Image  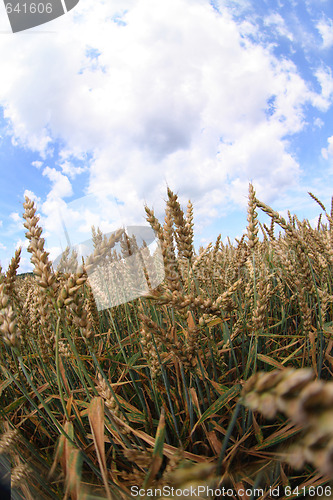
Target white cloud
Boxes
[59,161,87,179]
[10,212,21,223]
[46,245,62,262]
[314,117,324,128]
[0,0,331,241]
[0,242,7,251]
[42,166,73,199]
[15,238,29,251]
[32,160,43,169]
[322,136,333,160]
[264,13,293,41]
[316,17,333,49]
[24,190,40,203]
[16,256,33,274]
[312,66,333,111]
[9,212,23,232]
[309,214,321,229]
[0,220,2,227]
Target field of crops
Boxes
[1,184,333,499]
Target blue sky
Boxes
[0,0,332,272]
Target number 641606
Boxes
[5,3,53,14]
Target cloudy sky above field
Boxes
[0,0,333,272]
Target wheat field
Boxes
[0,184,333,499]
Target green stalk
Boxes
[16,354,75,445]
[55,317,69,420]
[61,323,98,397]
[216,401,241,475]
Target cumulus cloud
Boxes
[42,166,73,199]
[322,135,333,160]
[264,12,293,41]
[314,117,324,128]
[8,212,24,232]
[15,238,29,251]
[10,212,21,223]
[312,67,333,111]
[316,17,333,49]
[24,190,40,203]
[32,160,43,169]
[0,0,332,247]
[59,161,87,179]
